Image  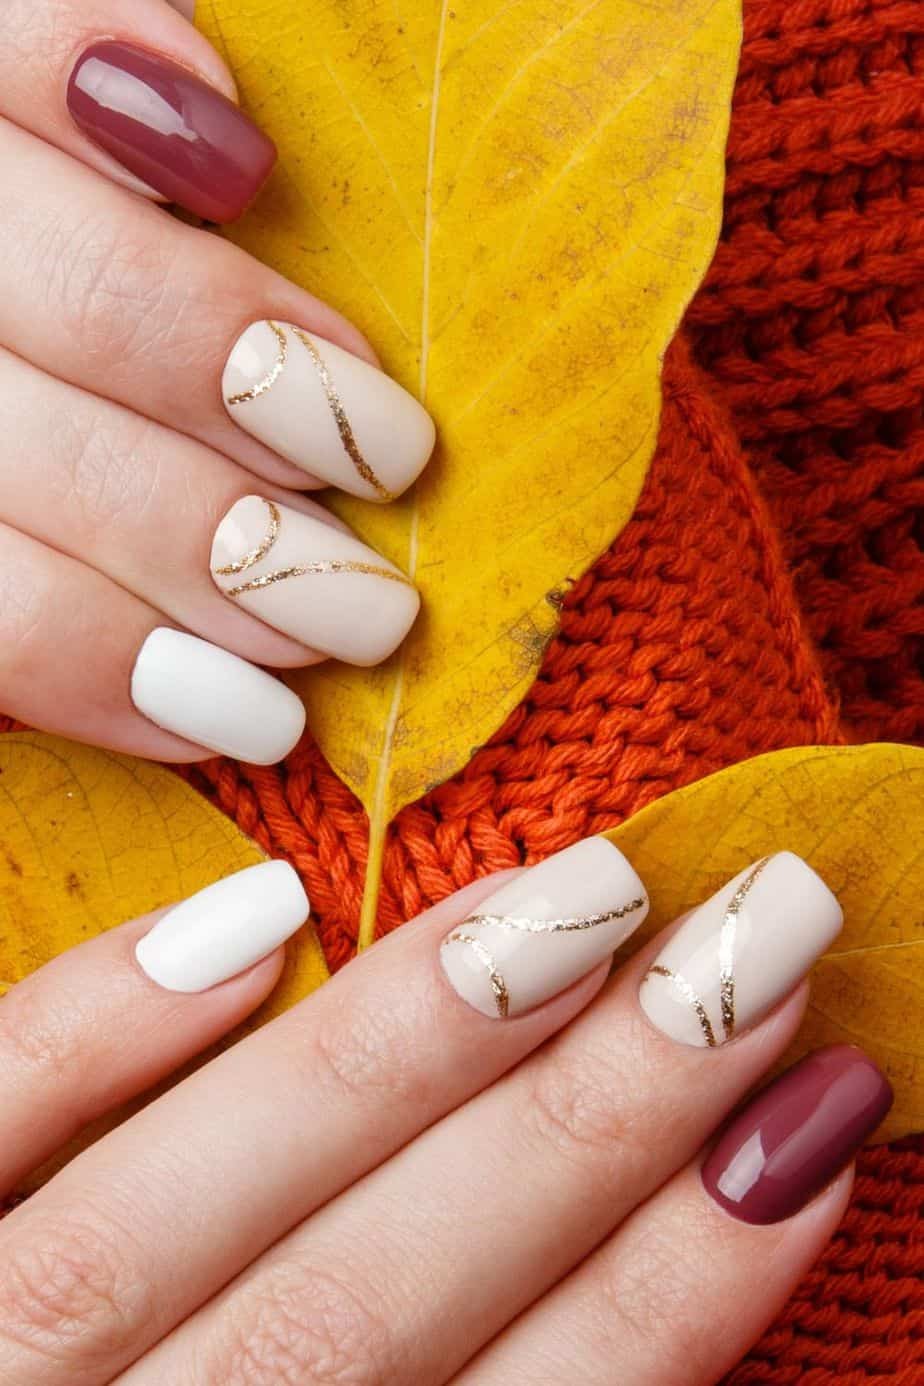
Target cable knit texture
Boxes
[1,0,921,1378]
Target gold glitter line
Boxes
[717,856,771,1042]
[467,896,647,934]
[291,327,394,502]
[446,932,509,1018]
[225,560,413,598]
[646,964,717,1047]
[227,321,288,405]
[215,499,281,576]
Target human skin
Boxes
[0,5,892,1381]
[0,0,435,765]
[0,840,889,1384]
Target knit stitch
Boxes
[1,0,921,1377]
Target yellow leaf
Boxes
[199,0,742,942]
[605,742,924,1143]
[0,733,329,1016]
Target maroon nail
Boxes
[702,1045,893,1225]
[67,42,276,224]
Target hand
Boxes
[0,839,890,1384]
[0,0,435,765]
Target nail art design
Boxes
[702,1045,893,1224]
[647,856,770,1046]
[210,496,420,665]
[67,42,276,224]
[136,861,309,993]
[214,497,411,596]
[222,321,436,499]
[440,838,648,1019]
[640,851,843,1048]
[292,327,391,500]
[228,322,393,499]
[226,321,289,406]
[131,627,306,765]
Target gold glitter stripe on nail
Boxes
[646,965,717,1047]
[446,932,510,1018]
[214,499,282,576]
[291,327,394,502]
[467,896,647,935]
[226,321,288,405]
[717,856,771,1042]
[225,559,413,598]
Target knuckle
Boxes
[4,2,75,81]
[520,1044,631,1172]
[302,996,435,1117]
[0,1209,149,1364]
[0,560,46,663]
[0,983,82,1094]
[593,1212,717,1381]
[43,215,173,365]
[60,406,160,532]
[518,1017,664,1183]
[220,1263,390,1386]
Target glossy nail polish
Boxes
[136,861,309,992]
[67,42,276,223]
[702,1046,893,1224]
[131,627,306,764]
[440,838,648,1018]
[639,852,842,1048]
[210,495,420,665]
[222,321,436,498]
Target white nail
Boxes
[211,496,420,666]
[440,838,648,1019]
[222,321,436,500]
[136,861,309,992]
[639,851,843,1048]
[131,627,306,765]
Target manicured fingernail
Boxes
[639,851,842,1048]
[136,861,309,992]
[222,321,436,499]
[702,1046,893,1224]
[67,42,276,223]
[131,627,305,764]
[211,496,420,665]
[440,838,648,1019]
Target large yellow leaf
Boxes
[0,733,329,1017]
[605,742,924,1143]
[199,0,741,941]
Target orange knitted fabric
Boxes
[1,0,921,1378]
[689,0,924,747]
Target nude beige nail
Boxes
[440,837,649,1019]
[639,851,843,1048]
[222,320,436,500]
[210,495,420,666]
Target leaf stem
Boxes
[358,820,386,951]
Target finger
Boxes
[459,1049,892,1386]
[2,0,267,221]
[0,117,434,495]
[0,841,648,1386]
[0,862,307,1196]
[142,852,843,1386]
[0,349,419,668]
[0,522,305,764]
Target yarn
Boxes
[688,0,924,746]
[1,0,921,1377]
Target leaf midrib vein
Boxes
[359,0,451,948]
